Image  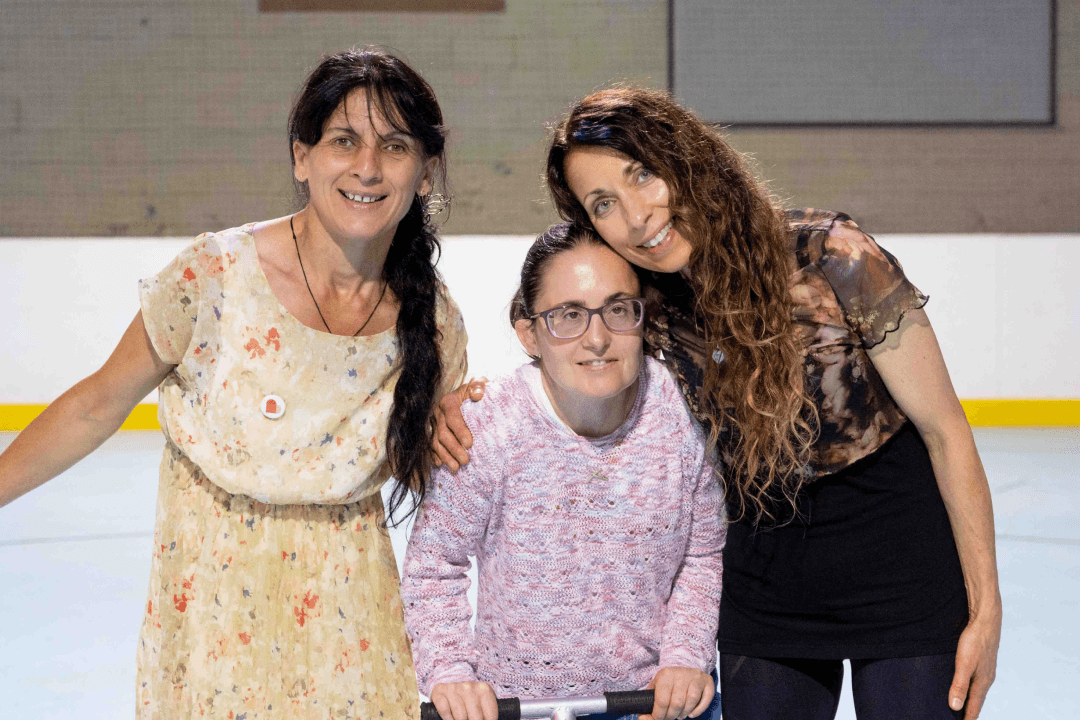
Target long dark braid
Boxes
[382,196,443,524]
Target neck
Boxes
[294,208,391,295]
[539,370,641,438]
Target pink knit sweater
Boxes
[402,356,725,698]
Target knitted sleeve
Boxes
[401,400,501,693]
[658,406,725,674]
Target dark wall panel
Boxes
[674,0,1053,124]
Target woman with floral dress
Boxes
[0,48,467,719]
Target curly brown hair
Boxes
[546,87,817,523]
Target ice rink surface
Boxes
[1,427,1076,719]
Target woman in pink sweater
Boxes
[402,223,725,720]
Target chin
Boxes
[577,376,638,400]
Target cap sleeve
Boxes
[138,233,218,364]
[435,285,469,396]
[819,217,928,348]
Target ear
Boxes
[514,318,541,360]
[292,139,311,184]
[418,156,438,197]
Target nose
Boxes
[579,311,611,354]
[622,190,652,232]
[353,144,382,185]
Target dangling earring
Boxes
[420,193,452,224]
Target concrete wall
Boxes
[1,1,1078,237]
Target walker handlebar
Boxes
[420,689,655,720]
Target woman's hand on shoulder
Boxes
[432,377,487,471]
[429,680,499,720]
[643,666,714,720]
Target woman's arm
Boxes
[868,308,1000,720]
[0,311,174,508]
[402,436,497,703]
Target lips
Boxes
[578,358,617,367]
[640,219,673,249]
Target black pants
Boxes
[719,653,963,720]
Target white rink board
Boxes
[0,233,1077,402]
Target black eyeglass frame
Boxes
[528,297,646,339]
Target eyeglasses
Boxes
[530,297,645,339]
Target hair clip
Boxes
[571,121,612,142]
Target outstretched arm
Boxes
[0,311,174,508]
[869,308,1000,720]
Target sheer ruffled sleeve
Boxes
[818,217,928,348]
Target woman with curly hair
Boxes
[0,48,467,719]
[436,88,999,720]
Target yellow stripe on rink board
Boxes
[0,404,161,432]
[0,400,1078,432]
[960,399,1080,427]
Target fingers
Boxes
[688,682,714,718]
[952,633,990,719]
[478,683,499,720]
[648,667,712,720]
[466,377,488,402]
[949,657,972,714]
[965,666,996,720]
[431,421,462,472]
[432,384,478,471]
[430,682,498,720]
[649,671,677,720]
[430,685,458,720]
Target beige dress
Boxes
[134,224,468,719]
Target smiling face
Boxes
[515,242,644,407]
[563,146,693,274]
[292,89,435,249]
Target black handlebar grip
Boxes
[496,698,521,720]
[604,689,655,715]
[419,698,521,720]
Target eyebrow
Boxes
[325,124,414,144]
[550,291,638,308]
[580,163,639,203]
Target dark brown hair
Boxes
[546,87,818,523]
[289,47,448,525]
[509,222,610,326]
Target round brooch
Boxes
[260,394,285,419]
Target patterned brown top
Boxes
[642,209,928,477]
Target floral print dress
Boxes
[134,225,468,718]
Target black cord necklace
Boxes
[290,215,388,337]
